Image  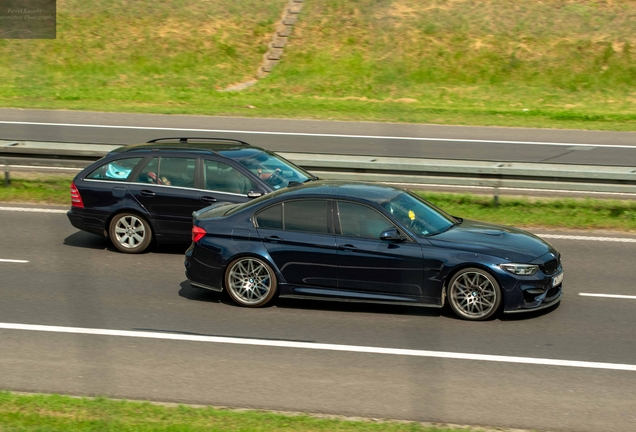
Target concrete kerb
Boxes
[220,0,304,90]
[257,0,304,79]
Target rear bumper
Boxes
[184,243,225,291]
[67,208,108,237]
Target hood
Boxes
[426,219,555,262]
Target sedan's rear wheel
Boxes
[447,268,501,321]
[109,213,152,254]
[225,257,277,307]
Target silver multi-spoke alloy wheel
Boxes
[447,268,501,321]
[225,257,277,307]
[109,213,152,254]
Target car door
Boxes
[254,199,338,289]
[80,156,146,210]
[128,156,202,239]
[335,201,434,302]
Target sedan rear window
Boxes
[85,157,143,181]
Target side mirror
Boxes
[379,227,405,242]
[247,190,264,198]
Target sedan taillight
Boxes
[70,182,84,208]
[192,226,206,243]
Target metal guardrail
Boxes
[2,140,636,197]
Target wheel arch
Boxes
[441,262,505,307]
[221,252,282,291]
[105,208,156,240]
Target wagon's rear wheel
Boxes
[109,213,153,253]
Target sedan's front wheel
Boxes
[447,268,501,321]
[109,213,153,254]
[225,257,277,307]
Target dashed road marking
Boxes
[539,234,636,243]
[0,322,635,372]
[0,259,28,263]
[579,293,636,300]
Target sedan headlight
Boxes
[499,263,539,276]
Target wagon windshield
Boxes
[234,151,314,189]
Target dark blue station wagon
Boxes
[67,137,316,253]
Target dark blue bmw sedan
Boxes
[184,181,563,321]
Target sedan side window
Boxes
[337,201,395,239]
[85,157,143,181]
[283,200,329,234]
[204,160,256,195]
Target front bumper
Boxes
[504,289,562,314]
[499,267,564,313]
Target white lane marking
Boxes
[0,322,635,372]
[0,206,634,243]
[0,207,67,213]
[539,234,636,243]
[0,259,28,263]
[1,120,634,149]
[579,293,636,300]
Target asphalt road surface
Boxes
[2,108,636,166]
[0,205,635,432]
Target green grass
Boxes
[417,192,636,232]
[2,174,636,231]
[0,174,72,205]
[1,1,636,130]
[0,392,471,432]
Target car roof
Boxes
[255,180,404,204]
[111,139,267,157]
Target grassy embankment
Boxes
[2,173,635,231]
[0,0,636,130]
[0,392,476,432]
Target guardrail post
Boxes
[3,167,10,187]
[493,186,499,207]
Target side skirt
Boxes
[279,294,442,308]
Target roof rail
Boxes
[146,137,251,146]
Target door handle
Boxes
[200,195,217,203]
[263,236,282,242]
[140,190,155,197]
[341,244,359,251]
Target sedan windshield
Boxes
[235,151,313,189]
[380,192,457,236]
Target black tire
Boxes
[224,257,277,307]
[447,267,502,321]
[108,213,153,254]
